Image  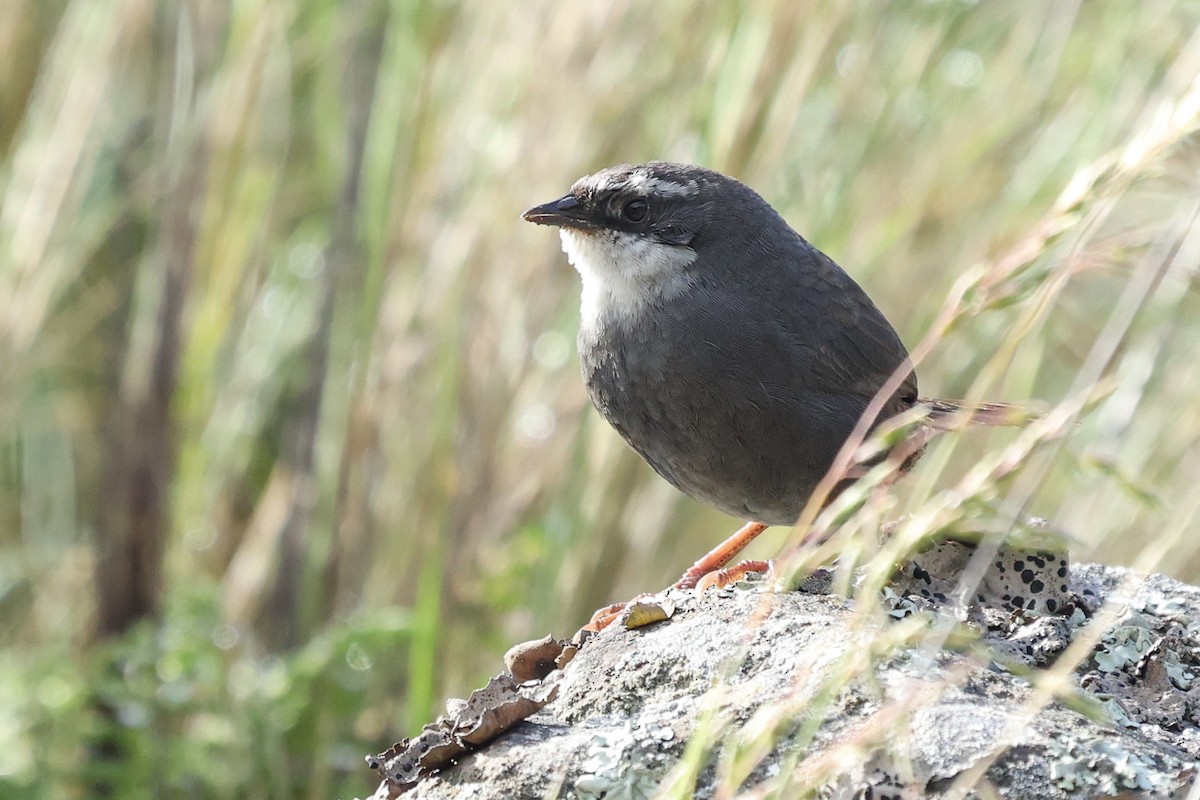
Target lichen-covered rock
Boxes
[380,560,1200,799]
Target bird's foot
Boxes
[572,521,773,642]
[693,559,773,593]
[575,555,774,641]
[576,592,672,636]
[579,600,632,635]
[672,521,770,589]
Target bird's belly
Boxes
[583,353,854,526]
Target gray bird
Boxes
[523,162,1018,601]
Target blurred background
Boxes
[5,1,1200,797]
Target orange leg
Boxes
[673,521,769,589]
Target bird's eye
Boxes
[622,199,649,222]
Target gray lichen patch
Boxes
[1071,565,1200,757]
[574,721,679,800]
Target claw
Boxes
[580,601,627,635]
[695,560,773,594]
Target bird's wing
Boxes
[764,245,918,418]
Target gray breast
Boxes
[578,278,907,526]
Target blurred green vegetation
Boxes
[4,0,1200,797]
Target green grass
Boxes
[3,1,1200,797]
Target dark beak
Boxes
[521,194,594,229]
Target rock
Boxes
[372,558,1200,799]
[892,537,1072,616]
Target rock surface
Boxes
[374,555,1200,799]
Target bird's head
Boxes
[522,161,721,245]
[523,162,777,330]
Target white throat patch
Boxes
[560,228,697,335]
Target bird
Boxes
[522,162,1023,627]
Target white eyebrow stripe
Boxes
[622,171,699,197]
[644,177,699,196]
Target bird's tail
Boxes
[919,398,1038,430]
